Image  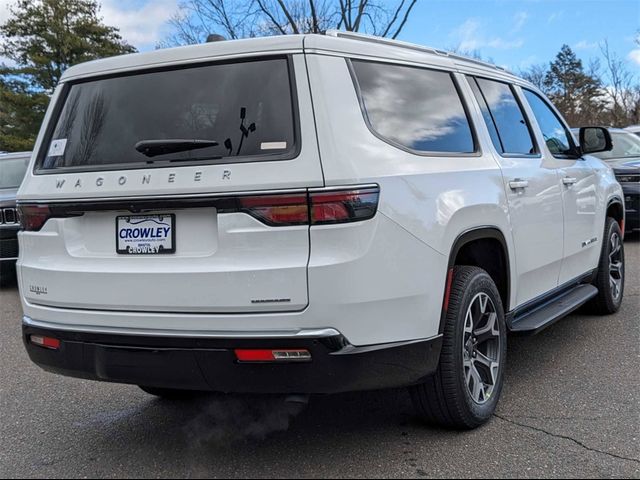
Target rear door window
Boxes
[469,77,536,156]
[350,60,476,154]
[39,57,298,172]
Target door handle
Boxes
[563,177,577,186]
[509,179,529,190]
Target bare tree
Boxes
[158,0,418,47]
[519,63,548,91]
[599,39,640,126]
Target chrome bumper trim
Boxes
[22,316,341,339]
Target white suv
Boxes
[17,31,625,429]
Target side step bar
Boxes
[510,284,598,335]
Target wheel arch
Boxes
[439,227,511,334]
[606,197,625,231]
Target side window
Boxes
[522,90,574,156]
[469,77,536,156]
[350,60,476,154]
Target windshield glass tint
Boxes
[40,58,296,170]
[0,156,29,188]
[593,132,640,160]
[351,60,475,154]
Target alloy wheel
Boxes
[609,231,624,301]
[462,292,501,405]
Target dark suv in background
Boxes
[573,128,640,233]
[0,152,30,285]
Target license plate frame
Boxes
[115,214,176,255]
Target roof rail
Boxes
[324,29,510,73]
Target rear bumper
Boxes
[22,317,442,394]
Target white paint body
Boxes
[17,34,623,347]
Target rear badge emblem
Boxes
[251,298,292,304]
[29,285,48,295]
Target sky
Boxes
[0,0,638,72]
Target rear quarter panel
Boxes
[306,54,515,341]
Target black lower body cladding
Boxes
[23,320,443,395]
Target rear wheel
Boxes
[410,266,507,429]
[139,386,205,400]
[586,217,625,315]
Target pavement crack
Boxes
[493,413,640,465]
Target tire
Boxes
[139,386,204,399]
[410,266,507,429]
[585,217,625,315]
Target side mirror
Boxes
[580,127,613,154]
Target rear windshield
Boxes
[0,156,29,189]
[38,57,298,172]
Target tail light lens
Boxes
[310,187,379,225]
[238,193,309,226]
[233,186,379,226]
[18,205,53,231]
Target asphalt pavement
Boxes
[0,234,638,478]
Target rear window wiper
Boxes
[144,155,224,165]
[135,139,219,158]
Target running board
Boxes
[510,284,598,335]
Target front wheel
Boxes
[410,266,507,429]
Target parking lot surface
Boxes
[0,235,638,478]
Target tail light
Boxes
[310,187,379,225]
[18,205,53,231]
[16,185,379,230]
[230,186,379,226]
[237,193,309,226]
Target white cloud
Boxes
[547,11,563,24]
[511,11,529,34]
[99,0,179,50]
[573,40,597,50]
[1,0,178,51]
[451,18,524,52]
[629,49,640,66]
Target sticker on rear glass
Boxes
[47,139,67,157]
[261,141,287,151]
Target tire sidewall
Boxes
[449,269,507,424]
[601,218,625,311]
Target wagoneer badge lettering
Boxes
[53,170,234,189]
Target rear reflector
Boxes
[30,335,61,350]
[235,349,312,363]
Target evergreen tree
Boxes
[0,0,135,151]
[543,44,605,126]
